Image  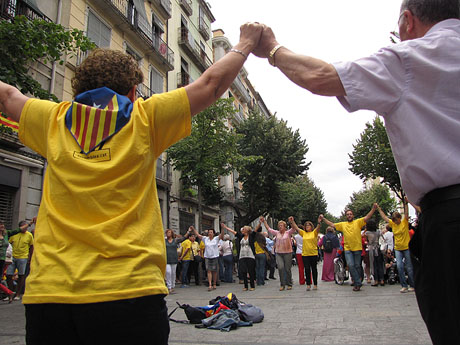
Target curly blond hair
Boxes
[72,49,143,97]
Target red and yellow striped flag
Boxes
[0,112,19,132]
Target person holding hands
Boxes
[322,205,377,291]
[288,215,322,291]
[376,203,415,293]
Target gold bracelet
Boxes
[229,48,248,59]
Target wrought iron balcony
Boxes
[179,0,192,16]
[231,75,251,104]
[136,83,154,100]
[0,0,52,21]
[156,157,172,184]
[151,0,171,19]
[88,0,174,70]
[177,72,192,88]
[178,27,212,72]
[198,16,209,40]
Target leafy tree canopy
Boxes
[276,174,327,229]
[168,98,248,206]
[0,16,95,103]
[235,111,310,225]
[342,183,397,225]
[348,116,404,202]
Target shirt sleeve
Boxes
[19,99,64,158]
[334,222,344,232]
[138,88,191,157]
[332,45,406,116]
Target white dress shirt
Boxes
[333,19,460,203]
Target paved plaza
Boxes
[0,264,431,345]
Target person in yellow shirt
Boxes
[377,202,415,293]
[6,220,33,302]
[322,204,377,291]
[179,235,193,288]
[0,23,264,345]
[289,215,322,291]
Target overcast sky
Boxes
[207,0,404,217]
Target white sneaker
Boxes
[408,287,415,292]
[400,287,408,293]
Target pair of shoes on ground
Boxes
[242,287,255,291]
[400,287,415,293]
[207,286,217,291]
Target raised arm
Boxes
[185,23,262,116]
[364,203,378,223]
[190,226,202,240]
[405,196,421,214]
[252,26,345,97]
[376,204,390,223]
[260,216,276,235]
[220,222,236,235]
[321,214,335,228]
[288,216,300,232]
[0,81,29,123]
[314,215,323,234]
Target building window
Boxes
[150,67,164,94]
[87,9,111,48]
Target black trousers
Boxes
[239,257,255,289]
[302,255,318,286]
[25,294,169,345]
[411,196,460,345]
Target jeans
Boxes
[218,256,224,281]
[181,260,191,285]
[395,249,414,288]
[255,253,266,285]
[222,254,233,282]
[345,250,362,287]
[276,252,293,287]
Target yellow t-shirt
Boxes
[298,229,318,256]
[9,231,34,259]
[190,241,200,257]
[19,88,191,304]
[181,239,193,261]
[334,218,366,252]
[254,241,265,254]
[199,240,205,255]
[389,218,410,251]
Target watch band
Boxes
[268,44,283,66]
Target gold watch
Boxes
[268,44,283,66]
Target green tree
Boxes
[348,116,404,203]
[342,183,397,224]
[0,16,95,103]
[276,175,327,229]
[167,98,246,230]
[235,111,310,225]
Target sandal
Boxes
[243,287,248,291]
[208,286,213,291]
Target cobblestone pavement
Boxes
[0,263,432,345]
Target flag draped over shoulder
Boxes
[65,87,133,155]
[0,112,19,132]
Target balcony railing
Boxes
[179,0,192,16]
[198,16,209,40]
[151,0,171,19]
[136,83,154,100]
[97,0,174,70]
[231,75,251,104]
[0,0,52,21]
[178,27,212,72]
[156,157,172,184]
[177,72,192,88]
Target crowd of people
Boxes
[164,203,418,295]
